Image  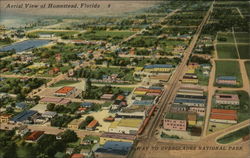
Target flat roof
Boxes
[55,86,75,94]
[11,110,37,122]
[211,109,237,115]
[165,113,186,120]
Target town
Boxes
[0,0,249,158]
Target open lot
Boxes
[215,60,242,86]
[216,44,238,59]
[237,44,250,59]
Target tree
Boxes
[62,130,78,143]
[85,116,94,123]
[47,103,55,111]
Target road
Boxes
[129,2,214,158]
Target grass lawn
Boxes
[234,32,250,43]
[216,44,238,59]
[237,44,250,59]
[51,80,80,87]
[217,126,250,144]
[217,32,234,43]
[207,122,232,135]
[245,61,250,81]
[215,60,242,87]
[196,68,209,86]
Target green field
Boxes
[50,80,80,87]
[79,30,135,41]
[237,44,250,59]
[245,61,250,81]
[215,60,242,87]
[217,32,234,43]
[216,44,238,59]
[234,32,250,43]
[217,126,250,144]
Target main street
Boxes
[129,2,215,158]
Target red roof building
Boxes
[54,86,76,97]
[71,154,84,158]
[86,120,98,131]
[25,131,44,142]
[210,109,237,124]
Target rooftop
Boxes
[211,109,237,115]
[55,86,75,94]
[11,110,37,122]
[165,113,186,120]
[95,141,132,156]
[110,119,143,128]
[217,76,237,80]
[101,132,136,140]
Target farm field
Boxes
[217,32,234,43]
[237,44,250,59]
[245,61,250,81]
[215,60,242,86]
[216,44,238,59]
[234,32,250,43]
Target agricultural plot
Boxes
[216,44,238,59]
[245,61,250,81]
[237,44,250,59]
[217,32,234,43]
[215,60,242,85]
[234,32,250,43]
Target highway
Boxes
[129,2,214,158]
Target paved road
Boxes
[130,3,215,158]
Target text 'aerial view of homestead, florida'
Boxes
[0,0,249,158]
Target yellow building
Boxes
[186,69,195,74]
[182,78,198,84]
[67,119,84,130]
[0,114,12,123]
[108,119,143,135]
[135,67,143,71]
[133,91,147,95]
[99,132,135,145]
[187,114,197,126]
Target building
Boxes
[182,75,199,84]
[71,154,84,158]
[67,119,84,130]
[174,98,206,107]
[16,125,29,137]
[54,86,76,97]
[187,113,197,126]
[216,76,237,85]
[10,110,38,124]
[100,132,136,145]
[95,141,133,158]
[143,64,173,72]
[116,112,145,119]
[0,114,12,123]
[25,131,44,143]
[42,111,57,119]
[189,107,205,116]
[100,94,114,100]
[163,113,187,131]
[108,119,143,134]
[39,33,54,38]
[215,94,240,105]
[86,120,98,131]
[210,109,237,124]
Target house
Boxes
[25,131,44,143]
[56,132,63,140]
[16,125,29,137]
[108,119,143,134]
[216,76,237,85]
[103,116,115,122]
[100,94,114,100]
[163,113,187,131]
[67,119,84,130]
[71,154,84,158]
[187,113,197,126]
[210,109,237,124]
[100,132,136,145]
[86,120,98,131]
[80,102,93,108]
[215,94,240,105]
[66,148,74,155]
[54,86,76,97]
[95,141,133,158]
[15,102,27,110]
[0,114,12,123]
[80,149,91,157]
[42,111,57,119]
[48,67,60,75]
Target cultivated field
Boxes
[216,44,238,59]
[237,44,250,59]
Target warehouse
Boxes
[215,94,240,105]
[108,119,143,134]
